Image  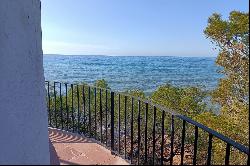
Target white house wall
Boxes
[0,0,50,164]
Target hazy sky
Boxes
[41,0,249,56]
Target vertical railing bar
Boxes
[60,83,63,130]
[94,88,97,139]
[65,83,69,131]
[82,85,86,133]
[152,106,156,165]
[88,86,91,136]
[105,89,108,145]
[118,94,121,154]
[207,133,213,165]
[225,143,231,165]
[54,82,57,128]
[77,85,80,133]
[193,126,198,165]
[124,96,127,159]
[161,111,165,165]
[144,102,148,164]
[100,89,103,143]
[110,91,115,152]
[71,84,74,132]
[137,100,141,165]
[130,97,134,163]
[170,115,175,165]
[181,120,186,165]
[47,82,51,126]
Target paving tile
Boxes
[56,146,82,161]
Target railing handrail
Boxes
[177,114,249,155]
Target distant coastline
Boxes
[43,54,217,58]
[44,54,108,57]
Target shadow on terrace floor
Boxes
[49,128,128,165]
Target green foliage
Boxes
[94,79,110,89]
[194,111,248,165]
[204,11,249,110]
[204,10,249,145]
[203,11,249,165]
[151,84,207,117]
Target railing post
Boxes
[170,114,175,165]
[193,126,198,165]
[47,81,51,126]
[152,106,156,165]
[105,90,108,146]
[181,120,186,165]
[110,91,115,152]
[225,143,231,165]
[207,133,213,165]
[54,82,57,128]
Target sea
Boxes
[43,55,223,95]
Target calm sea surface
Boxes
[43,55,223,94]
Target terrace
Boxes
[0,1,248,165]
[46,81,249,165]
[49,128,128,165]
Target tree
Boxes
[201,11,249,165]
[204,11,249,146]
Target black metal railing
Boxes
[45,81,249,165]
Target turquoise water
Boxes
[43,55,223,93]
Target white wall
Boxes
[0,0,50,164]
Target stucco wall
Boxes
[0,0,50,164]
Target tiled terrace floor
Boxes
[49,128,129,165]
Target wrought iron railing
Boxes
[45,81,249,165]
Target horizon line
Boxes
[43,53,217,58]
